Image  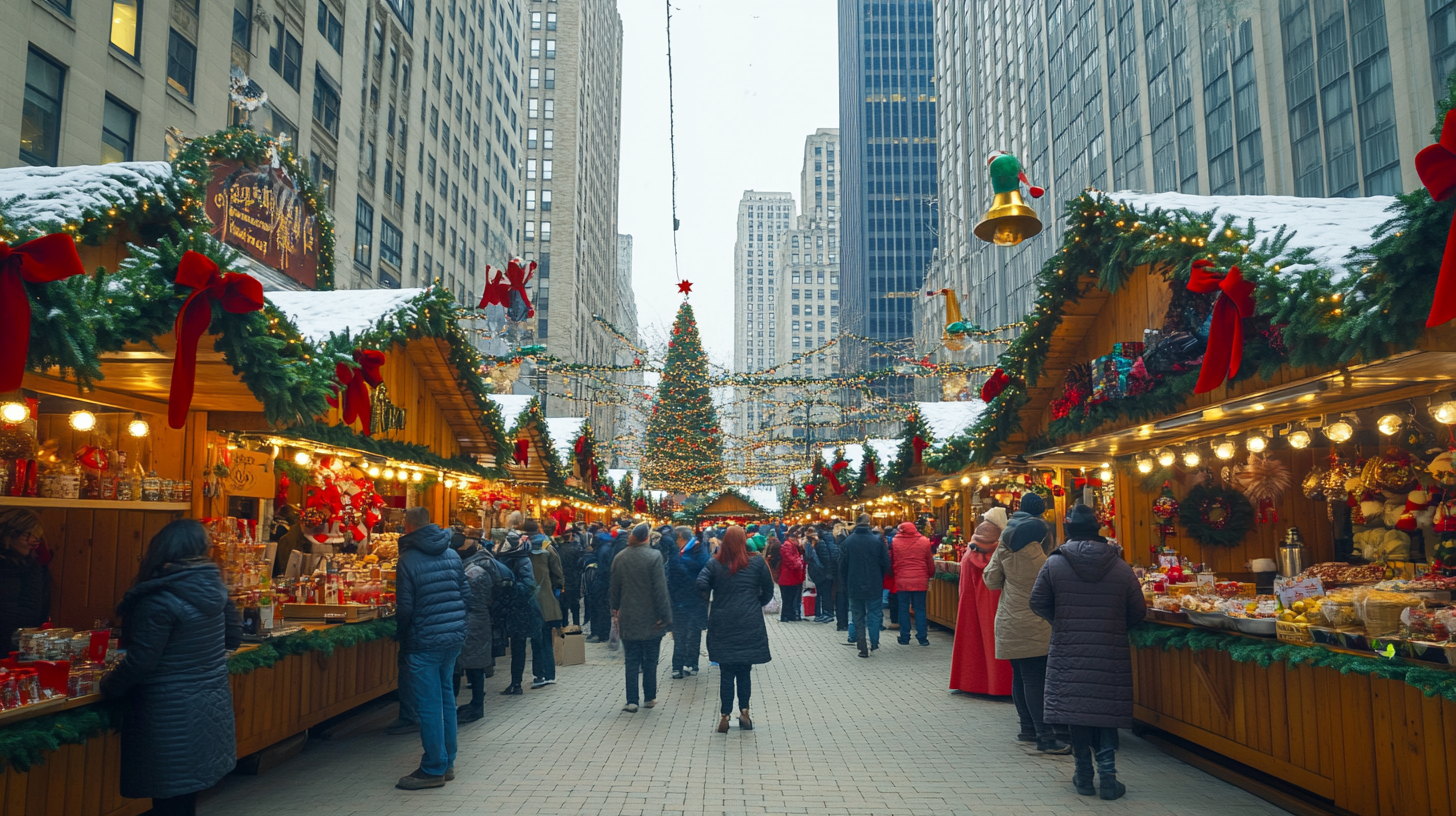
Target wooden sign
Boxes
[205,158,320,288]
[225,447,275,498]
[370,384,406,435]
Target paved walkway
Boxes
[204,614,1286,816]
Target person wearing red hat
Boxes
[950,521,1013,695]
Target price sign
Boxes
[1196,573,1216,589]
[1274,575,1325,608]
[225,448,275,498]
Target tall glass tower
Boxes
[838,0,939,411]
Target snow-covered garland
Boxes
[929,88,1456,474]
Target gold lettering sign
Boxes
[205,159,320,288]
[371,384,406,436]
[225,448,275,499]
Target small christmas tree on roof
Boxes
[642,302,725,494]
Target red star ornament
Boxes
[676,280,693,294]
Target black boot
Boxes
[1072,746,1095,796]
[456,703,484,723]
[856,627,869,658]
[1099,774,1126,800]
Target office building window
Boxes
[531,11,541,29]
[530,39,540,58]
[546,12,557,30]
[101,96,136,163]
[1431,0,1456,102]
[527,158,537,179]
[270,20,303,90]
[540,190,551,211]
[525,221,535,241]
[543,129,553,149]
[542,159,552,180]
[1281,1,1325,196]
[44,0,71,12]
[528,98,538,118]
[110,1,142,58]
[21,50,64,166]
[318,1,343,52]
[543,99,554,119]
[380,219,403,267]
[540,221,551,241]
[233,0,253,48]
[527,128,537,148]
[544,68,554,89]
[526,190,536,210]
[545,39,556,58]
[1352,0,1399,194]
[166,30,197,98]
[1231,21,1266,194]
[313,65,341,136]
[309,152,336,207]
[529,68,539,88]
[354,196,375,265]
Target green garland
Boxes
[1129,622,1456,703]
[1176,482,1256,547]
[886,410,934,488]
[933,571,957,583]
[0,618,397,772]
[929,83,1456,473]
[282,422,507,481]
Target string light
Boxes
[69,410,97,432]
[0,402,28,423]
[127,414,150,438]
[1288,429,1312,449]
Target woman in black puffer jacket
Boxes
[101,519,242,816]
[696,526,773,733]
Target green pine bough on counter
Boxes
[0,617,397,772]
[1129,622,1456,703]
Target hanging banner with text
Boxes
[205,159,320,288]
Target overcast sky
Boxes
[617,0,840,368]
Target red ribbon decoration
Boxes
[504,258,537,318]
[0,233,86,391]
[979,368,1011,403]
[1187,259,1255,394]
[477,267,509,308]
[1417,109,1456,327]
[804,483,817,497]
[825,461,850,494]
[634,497,647,513]
[790,484,799,500]
[863,458,879,486]
[329,349,387,435]
[912,435,930,464]
[168,251,264,428]
[513,438,530,465]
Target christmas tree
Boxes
[642,302,726,494]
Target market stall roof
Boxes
[266,289,429,343]
[696,489,772,520]
[916,401,984,447]
[820,440,900,471]
[0,162,175,232]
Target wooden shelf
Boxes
[0,496,190,511]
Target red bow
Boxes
[603,483,615,498]
[825,461,850,494]
[634,497,647,513]
[168,251,264,428]
[804,483,818,497]
[328,349,387,435]
[575,436,586,455]
[1417,109,1456,327]
[790,484,800,500]
[0,233,86,391]
[513,438,530,465]
[1187,259,1255,394]
[980,368,1011,402]
[863,458,879,486]
[912,435,929,464]
[504,258,536,318]
[478,267,510,308]
[275,475,291,507]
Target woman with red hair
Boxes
[696,526,773,733]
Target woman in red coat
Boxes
[776,535,806,622]
[950,521,1013,695]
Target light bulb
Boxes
[368,466,381,478]
[1214,441,1236,460]
[397,469,411,483]
[443,478,455,489]
[1135,456,1153,474]
[0,401,28,423]
[1182,450,1202,468]
[69,410,97,432]
[293,451,311,466]
[127,417,150,438]
[979,474,991,485]
[1156,449,1175,468]
[382,467,395,480]
[1288,430,1311,449]
[960,475,970,485]
[1376,414,1402,436]
[1246,434,1267,453]
[1432,401,1456,425]
[1098,468,1113,482]
[412,471,423,482]
[1323,420,1354,443]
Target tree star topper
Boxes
[676,279,693,295]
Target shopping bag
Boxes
[763,595,781,615]
[608,617,620,651]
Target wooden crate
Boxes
[279,603,380,622]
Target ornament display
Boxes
[1230,453,1291,523]
[973,151,1044,246]
[926,288,974,351]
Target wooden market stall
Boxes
[921,177,1456,815]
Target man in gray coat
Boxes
[610,523,673,712]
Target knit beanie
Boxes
[1019,492,1046,517]
[970,521,1001,552]
[1065,504,1100,538]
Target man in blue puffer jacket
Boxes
[394,507,470,791]
[666,525,710,677]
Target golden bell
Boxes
[973,190,1043,246]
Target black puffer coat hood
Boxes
[102,558,242,800]
[1028,539,1146,728]
[457,548,497,668]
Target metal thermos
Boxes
[1277,527,1307,578]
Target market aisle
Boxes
[202,617,1283,816]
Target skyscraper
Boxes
[837,0,939,411]
[926,0,1438,369]
[731,189,795,444]
[612,233,643,467]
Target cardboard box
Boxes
[554,626,585,666]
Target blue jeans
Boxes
[848,597,882,648]
[406,648,461,776]
[897,590,928,643]
[532,624,556,681]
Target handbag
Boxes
[762,595,781,615]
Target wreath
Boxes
[1177,482,1255,548]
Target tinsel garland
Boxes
[1129,622,1456,703]
[0,618,397,772]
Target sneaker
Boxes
[897,638,910,645]
[671,670,684,679]
[530,679,549,689]
[542,678,557,685]
[444,767,456,781]
[918,640,931,646]
[456,705,484,723]
[622,703,639,712]
[689,667,700,675]
[858,649,869,658]
[1037,741,1072,755]
[500,684,523,695]
[871,643,880,651]
[396,769,446,790]
[1099,777,1127,800]
[385,719,419,735]
[644,699,657,708]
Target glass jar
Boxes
[141,471,162,502]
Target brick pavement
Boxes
[203,614,1286,816]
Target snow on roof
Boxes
[544,417,586,465]
[745,487,782,513]
[266,288,428,343]
[488,394,534,425]
[1107,191,1397,284]
[820,439,902,470]
[917,401,985,447]
[605,468,640,485]
[0,162,174,230]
